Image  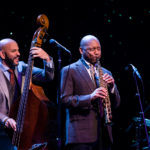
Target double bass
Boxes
[9,14,50,150]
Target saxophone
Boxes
[96,61,112,125]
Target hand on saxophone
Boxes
[102,73,115,90]
[90,87,108,101]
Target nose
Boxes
[17,50,20,55]
[17,51,20,56]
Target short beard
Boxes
[4,53,15,69]
[83,54,98,65]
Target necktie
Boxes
[8,69,15,85]
[90,64,96,84]
[94,72,100,88]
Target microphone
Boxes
[49,39,71,54]
[129,64,142,79]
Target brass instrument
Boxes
[96,61,112,125]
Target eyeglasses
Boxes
[82,47,101,52]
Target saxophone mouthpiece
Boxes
[96,60,101,67]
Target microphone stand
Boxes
[56,47,62,150]
[56,47,72,150]
[132,70,150,150]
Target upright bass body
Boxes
[9,14,50,150]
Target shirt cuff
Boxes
[43,56,54,68]
[2,117,9,123]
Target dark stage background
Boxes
[1,1,150,149]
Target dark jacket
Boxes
[60,59,120,144]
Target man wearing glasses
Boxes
[60,35,120,150]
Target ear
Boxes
[79,48,83,55]
[0,51,5,59]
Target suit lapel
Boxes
[76,60,96,91]
[0,70,10,106]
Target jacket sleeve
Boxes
[0,113,8,123]
[18,58,54,83]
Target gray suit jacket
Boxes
[60,59,120,144]
[0,61,54,122]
